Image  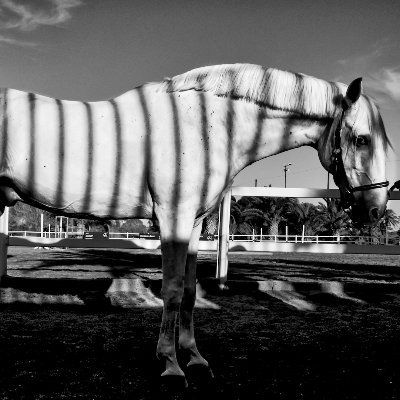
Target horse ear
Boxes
[343,77,363,109]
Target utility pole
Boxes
[283,163,292,188]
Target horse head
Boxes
[318,77,390,224]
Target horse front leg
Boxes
[156,239,188,378]
[156,208,195,381]
[178,221,210,369]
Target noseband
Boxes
[330,107,389,209]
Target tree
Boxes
[114,219,148,234]
[8,203,56,232]
[203,212,219,236]
[230,197,264,235]
[374,208,400,244]
[266,198,299,236]
[228,196,300,237]
[378,209,400,233]
[286,201,323,236]
[256,197,302,236]
[314,198,351,236]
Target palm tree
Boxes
[230,197,264,235]
[247,196,298,237]
[314,198,351,236]
[375,209,400,243]
[379,209,400,232]
[287,201,322,237]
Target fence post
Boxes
[0,207,9,280]
[216,189,231,285]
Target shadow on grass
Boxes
[8,248,400,279]
[3,249,400,312]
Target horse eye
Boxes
[354,135,369,147]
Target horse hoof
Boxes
[186,364,215,391]
[159,374,188,395]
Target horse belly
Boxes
[5,92,154,219]
[10,162,154,219]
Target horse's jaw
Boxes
[316,125,335,175]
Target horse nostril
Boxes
[369,207,380,222]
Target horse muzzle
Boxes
[335,173,389,224]
[350,202,386,225]
[348,184,389,224]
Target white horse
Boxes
[0,64,390,384]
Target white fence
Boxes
[224,234,399,245]
[7,231,399,245]
[0,187,399,281]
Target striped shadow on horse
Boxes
[0,63,391,385]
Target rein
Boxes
[330,107,389,209]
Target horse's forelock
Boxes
[363,96,392,153]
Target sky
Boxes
[0,0,399,214]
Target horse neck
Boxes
[233,106,335,174]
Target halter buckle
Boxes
[332,148,341,156]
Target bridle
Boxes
[330,105,389,209]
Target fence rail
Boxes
[7,231,400,246]
[228,234,400,245]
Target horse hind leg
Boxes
[0,201,8,280]
[0,184,21,209]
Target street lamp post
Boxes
[283,163,292,188]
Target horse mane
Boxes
[161,63,341,119]
[161,63,391,149]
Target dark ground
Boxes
[1,247,400,399]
